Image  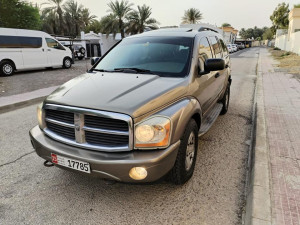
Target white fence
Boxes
[275,32,300,55]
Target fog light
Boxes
[129,167,148,180]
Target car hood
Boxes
[45,72,189,118]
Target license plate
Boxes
[51,153,91,173]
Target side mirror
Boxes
[91,57,100,66]
[205,58,225,72]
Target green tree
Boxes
[63,0,84,36]
[0,0,41,30]
[81,8,96,27]
[107,0,133,38]
[263,28,274,40]
[126,4,159,34]
[98,14,120,37]
[239,27,268,40]
[182,8,203,24]
[222,23,231,27]
[294,4,300,8]
[85,20,102,33]
[270,3,290,30]
[43,0,65,35]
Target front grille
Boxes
[85,131,128,147]
[43,105,132,152]
[46,109,74,124]
[47,122,75,140]
[85,115,128,131]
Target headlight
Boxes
[37,103,45,129]
[134,116,171,149]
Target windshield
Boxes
[94,36,194,77]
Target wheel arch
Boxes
[0,58,16,70]
[150,97,202,144]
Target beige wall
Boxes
[275,8,300,55]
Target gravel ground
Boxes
[0,60,90,97]
[0,48,258,225]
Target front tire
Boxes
[63,57,72,69]
[169,119,198,184]
[0,60,14,76]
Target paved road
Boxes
[0,48,259,225]
[0,60,90,97]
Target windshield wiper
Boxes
[113,67,156,75]
[92,69,114,72]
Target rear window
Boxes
[0,35,42,48]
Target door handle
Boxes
[42,48,44,52]
[47,49,51,51]
[215,73,220,78]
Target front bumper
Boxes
[29,126,180,183]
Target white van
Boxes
[0,28,73,76]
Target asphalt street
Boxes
[0,60,89,97]
[0,48,259,225]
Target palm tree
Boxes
[41,9,57,34]
[63,0,84,36]
[81,8,97,27]
[107,0,133,38]
[43,0,65,35]
[126,4,159,34]
[99,14,120,37]
[182,8,203,24]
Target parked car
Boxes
[0,28,73,76]
[231,44,238,52]
[237,43,245,49]
[227,44,233,53]
[30,27,232,184]
[65,44,86,60]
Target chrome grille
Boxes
[43,104,133,152]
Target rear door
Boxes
[194,37,219,114]
[45,38,66,66]
[21,36,48,69]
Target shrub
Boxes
[274,47,281,50]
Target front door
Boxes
[45,38,66,66]
[195,37,220,114]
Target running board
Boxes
[198,103,223,137]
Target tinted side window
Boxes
[46,38,65,50]
[198,37,213,73]
[209,36,222,58]
[219,39,228,56]
[0,36,42,48]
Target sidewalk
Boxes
[0,86,58,112]
[261,48,300,224]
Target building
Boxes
[275,7,300,55]
[219,26,238,44]
[58,31,122,58]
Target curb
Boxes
[0,86,58,114]
[244,48,272,225]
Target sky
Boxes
[30,0,300,30]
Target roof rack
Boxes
[198,27,218,33]
[180,23,222,34]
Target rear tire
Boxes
[63,57,72,69]
[169,119,198,185]
[220,85,230,115]
[0,60,14,76]
[78,56,84,60]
